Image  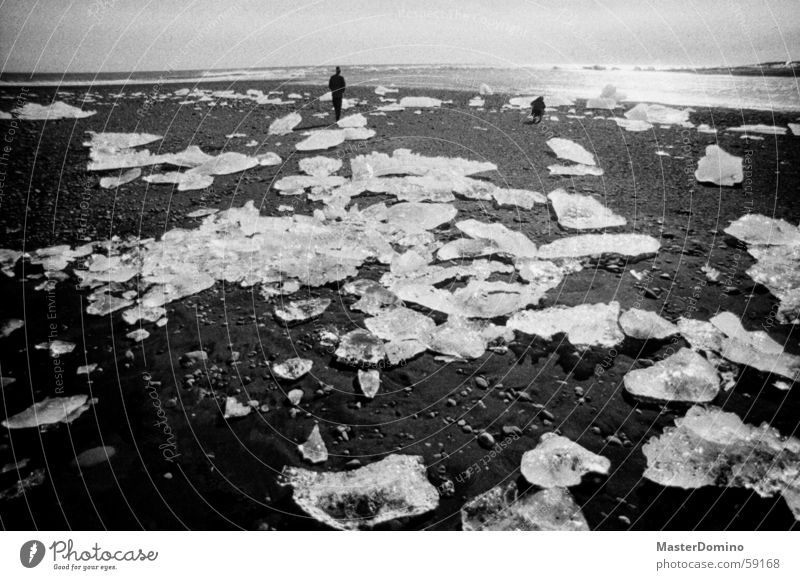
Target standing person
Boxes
[328,66,346,121]
[529,96,546,124]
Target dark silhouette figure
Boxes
[530,96,546,124]
[328,66,346,121]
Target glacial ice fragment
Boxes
[521,433,611,487]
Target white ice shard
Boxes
[126,329,149,342]
[724,214,800,247]
[695,145,743,186]
[337,113,367,128]
[34,340,76,357]
[365,306,435,343]
[537,233,660,260]
[295,130,346,151]
[456,219,537,258]
[86,294,134,317]
[396,280,544,319]
[344,279,403,315]
[642,405,800,520]
[724,214,800,323]
[186,208,219,218]
[257,152,282,166]
[515,258,574,292]
[437,238,501,261]
[0,318,24,338]
[789,123,800,136]
[273,174,346,193]
[625,103,691,125]
[385,202,457,232]
[143,170,215,191]
[193,151,259,175]
[492,188,546,209]
[83,131,162,151]
[468,96,485,107]
[728,124,787,136]
[374,85,398,95]
[618,308,678,340]
[547,189,626,230]
[335,329,386,366]
[521,433,611,487]
[1,101,96,120]
[547,164,604,176]
[269,112,302,135]
[612,118,652,132]
[2,395,97,429]
[709,311,800,380]
[298,424,328,464]
[547,138,596,166]
[398,96,442,108]
[427,316,512,359]
[281,454,439,530]
[479,83,493,95]
[461,483,589,531]
[272,357,313,381]
[357,369,381,398]
[350,149,496,180]
[99,168,141,189]
[223,396,252,419]
[623,348,720,403]
[274,298,331,324]
[298,156,342,177]
[508,301,624,347]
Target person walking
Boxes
[328,66,346,121]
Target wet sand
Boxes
[0,82,799,530]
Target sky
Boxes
[1,0,799,73]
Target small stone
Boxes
[287,389,304,406]
[477,432,496,449]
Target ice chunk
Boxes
[272,357,313,381]
[269,112,302,135]
[350,149,496,180]
[274,298,331,324]
[547,138,596,166]
[35,340,76,357]
[479,83,493,95]
[618,308,678,340]
[143,170,215,191]
[492,188,546,209]
[2,395,96,429]
[298,424,328,464]
[789,123,800,136]
[625,103,691,125]
[521,433,611,487]
[99,168,141,189]
[437,238,501,261]
[548,164,604,176]
[709,311,800,380]
[84,131,161,150]
[695,145,743,186]
[468,96,485,107]
[612,118,652,132]
[358,369,381,398]
[586,84,625,109]
[186,208,218,218]
[2,101,95,120]
[281,454,438,530]
[427,316,512,359]
[728,124,787,136]
[547,189,625,230]
[295,130,346,151]
[624,348,719,403]
[461,482,588,531]
[397,280,544,319]
[257,152,282,166]
[642,406,800,519]
[365,307,435,343]
[399,96,442,108]
[0,318,24,338]
[385,202,457,232]
[298,156,342,177]
[126,329,149,342]
[344,279,404,315]
[508,301,624,347]
[724,214,800,247]
[193,152,259,175]
[223,396,252,419]
[335,329,386,366]
[456,219,537,258]
[337,113,367,128]
[537,233,660,260]
[374,85,398,95]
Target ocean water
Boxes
[1,64,799,112]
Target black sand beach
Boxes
[1,82,799,530]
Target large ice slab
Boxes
[508,301,624,347]
[537,233,660,260]
[618,308,678,340]
[624,103,691,126]
[1,101,96,120]
[350,149,496,180]
[461,482,588,531]
[281,454,439,530]
[642,406,800,520]
[547,189,626,230]
[521,433,611,487]
[456,219,537,258]
[2,395,96,429]
[623,348,720,403]
[547,138,596,166]
[269,112,302,135]
[695,145,743,186]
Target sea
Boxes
[1,64,799,112]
